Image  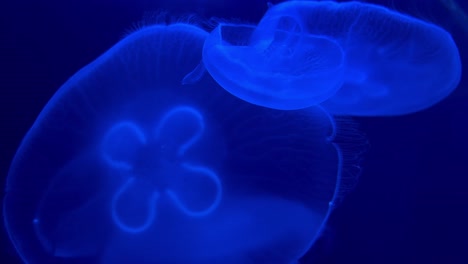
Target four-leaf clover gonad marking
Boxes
[101,106,222,234]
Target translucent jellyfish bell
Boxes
[203,20,346,110]
[255,0,462,116]
[3,22,364,264]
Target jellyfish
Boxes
[203,1,462,116]
[3,21,364,264]
[202,20,346,110]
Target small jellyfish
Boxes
[204,1,462,115]
[203,21,346,110]
[3,21,364,264]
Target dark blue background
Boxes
[1,0,467,263]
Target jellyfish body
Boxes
[203,22,346,110]
[204,1,462,115]
[3,23,363,264]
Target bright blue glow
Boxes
[3,23,364,264]
[203,21,345,110]
[204,1,462,115]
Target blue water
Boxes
[0,0,467,263]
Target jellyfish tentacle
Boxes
[166,163,222,217]
[101,121,147,170]
[111,178,160,234]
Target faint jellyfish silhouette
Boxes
[204,1,462,115]
[3,21,365,264]
[440,0,468,35]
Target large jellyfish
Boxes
[203,1,462,115]
[3,22,364,264]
